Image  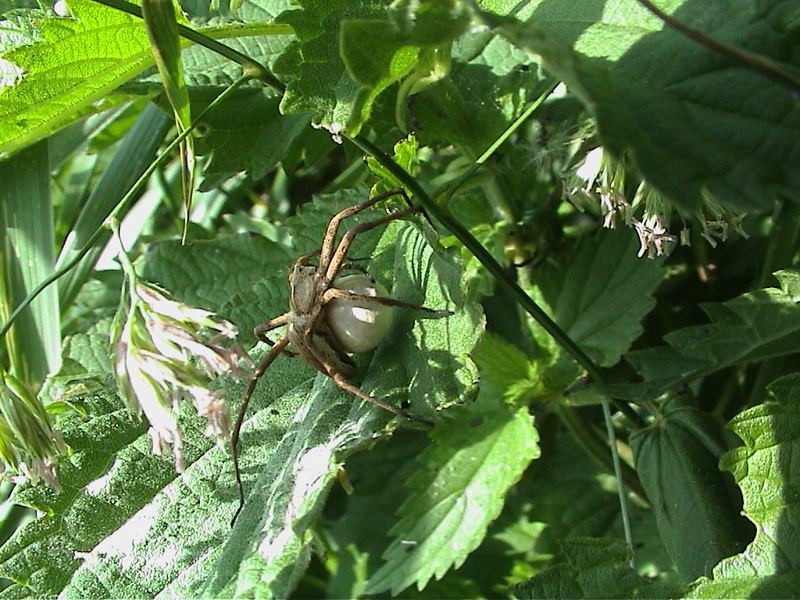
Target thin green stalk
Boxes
[601,398,634,565]
[555,404,644,499]
[92,0,284,92]
[56,103,171,310]
[0,76,252,344]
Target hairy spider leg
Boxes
[231,334,290,524]
[323,206,423,286]
[301,334,434,427]
[318,188,410,269]
[254,312,296,356]
[321,288,452,317]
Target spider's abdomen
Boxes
[325,274,394,354]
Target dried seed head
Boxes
[0,367,67,489]
[113,281,244,471]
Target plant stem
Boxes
[91,0,286,92]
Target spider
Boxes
[230,188,450,521]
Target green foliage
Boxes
[0,0,153,158]
[366,395,540,595]
[686,373,800,598]
[492,0,800,213]
[616,270,800,400]
[513,538,686,599]
[1,0,799,597]
[631,398,750,580]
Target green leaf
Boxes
[0,141,61,387]
[492,0,800,212]
[536,227,665,367]
[273,0,474,135]
[365,395,540,595]
[686,373,800,598]
[140,232,293,318]
[513,538,686,599]
[192,89,309,190]
[471,332,540,404]
[617,269,800,399]
[630,397,750,581]
[412,26,547,157]
[273,0,388,133]
[0,0,153,159]
[341,0,472,133]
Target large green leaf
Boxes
[513,538,685,599]
[0,0,153,159]
[535,227,665,368]
[365,392,539,595]
[490,0,800,213]
[0,0,293,160]
[616,270,800,400]
[686,373,800,598]
[631,398,751,581]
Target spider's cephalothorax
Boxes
[230,188,450,522]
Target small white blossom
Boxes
[633,214,676,258]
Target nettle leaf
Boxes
[0,0,153,158]
[535,227,665,368]
[140,232,293,313]
[493,0,800,212]
[686,373,800,598]
[513,538,685,599]
[631,398,750,581]
[191,89,309,190]
[365,394,540,595]
[0,387,150,598]
[617,269,800,399]
[272,0,388,132]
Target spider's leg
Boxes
[231,334,290,525]
[338,263,371,277]
[254,313,296,356]
[319,188,409,268]
[302,335,431,426]
[321,288,452,317]
[324,206,423,285]
[329,371,433,427]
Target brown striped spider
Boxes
[231,188,450,521]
